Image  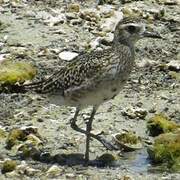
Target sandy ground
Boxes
[0,0,180,179]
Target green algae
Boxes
[1,160,17,174]
[147,130,180,172]
[147,114,179,137]
[0,61,37,85]
[6,129,26,149]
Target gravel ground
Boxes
[0,0,179,179]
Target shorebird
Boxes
[9,17,161,162]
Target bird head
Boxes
[114,17,161,45]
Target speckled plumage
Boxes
[22,33,134,108]
[11,18,161,162]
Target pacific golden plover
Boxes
[11,18,161,162]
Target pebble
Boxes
[80,8,100,22]
[89,37,101,49]
[68,3,80,13]
[98,5,115,18]
[46,165,63,177]
[137,58,157,68]
[44,14,66,27]
[59,51,79,61]
[66,12,77,20]
[122,107,147,119]
[100,10,123,32]
[157,0,179,5]
[16,161,40,176]
[166,60,180,71]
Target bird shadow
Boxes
[28,151,117,167]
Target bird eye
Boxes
[127,25,136,33]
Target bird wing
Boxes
[24,48,115,95]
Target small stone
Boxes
[101,10,123,32]
[177,52,180,60]
[70,18,82,25]
[26,134,43,146]
[156,0,179,5]
[0,126,7,139]
[46,165,63,177]
[68,4,80,13]
[166,60,180,71]
[122,107,147,119]
[66,173,76,178]
[80,8,100,22]
[99,5,115,18]
[137,58,157,68]
[59,51,78,61]
[89,37,101,49]
[100,32,114,45]
[66,12,77,20]
[44,14,66,27]
[97,153,117,164]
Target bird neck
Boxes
[113,38,135,56]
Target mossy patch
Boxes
[147,114,179,137]
[115,132,139,144]
[0,128,7,139]
[1,160,17,174]
[6,129,27,149]
[113,131,143,151]
[0,61,37,85]
[147,130,180,171]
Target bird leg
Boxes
[70,107,118,160]
[85,105,97,162]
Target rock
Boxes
[6,126,42,152]
[97,153,118,165]
[113,131,143,151]
[98,5,115,18]
[177,52,180,60]
[156,0,179,5]
[46,165,63,177]
[66,12,77,20]
[6,128,26,149]
[98,0,114,5]
[5,171,20,178]
[80,8,100,22]
[89,37,101,49]
[147,130,180,171]
[100,10,123,32]
[0,126,7,139]
[59,51,78,61]
[166,60,180,72]
[26,134,43,146]
[44,14,66,27]
[168,71,180,80]
[147,114,180,137]
[68,4,80,13]
[122,6,141,19]
[16,161,40,176]
[66,173,76,178]
[100,32,114,45]
[1,159,17,174]
[70,18,82,25]
[0,53,9,64]
[137,58,158,68]
[122,106,147,119]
